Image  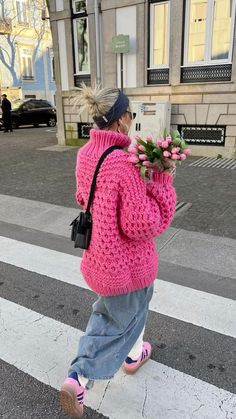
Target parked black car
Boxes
[0,99,57,129]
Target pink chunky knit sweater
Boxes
[75,129,176,296]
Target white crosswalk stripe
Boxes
[0,222,236,417]
[0,297,235,419]
[0,235,236,338]
[189,157,236,169]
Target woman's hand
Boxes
[162,158,176,177]
[162,158,176,170]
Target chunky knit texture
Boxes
[75,129,177,296]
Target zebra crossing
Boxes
[0,197,236,418]
[189,157,236,169]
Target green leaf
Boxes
[146,142,154,152]
[173,138,182,146]
[137,138,147,147]
[163,128,168,138]
[153,148,162,159]
[172,129,181,139]
[140,166,147,178]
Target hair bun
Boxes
[71,83,119,119]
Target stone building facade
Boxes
[48,0,236,158]
[0,0,56,104]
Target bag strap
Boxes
[86,145,122,213]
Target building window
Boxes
[0,3,3,20]
[148,0,170,85]
[72,0,86,14]
[72,2,91,86]
[73,17,90,74]
[50,49,55,81]
[16,0,28,24]
[20,47,34,80]
[184,0,236,66]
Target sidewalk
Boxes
[0,127,236,239]
[0,194,235,286]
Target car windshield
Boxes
[11,100,25,110]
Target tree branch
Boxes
[0,47,12,72]
[0,42,12,63]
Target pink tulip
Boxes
[163,151,171,158]
[146,135,153,143]
[171,147,180,154]
[161,140,169,149]
[184,148,192,155]
[134,134,141,141]
[128,155,140,164]
[179,153,187,161]
[166,136,172,144]
[142,160,153,167]
[157,138,164,146]
[171,154,179,160]
[139,154,148,161]
[128,145,138,154]
[138,144,146,152]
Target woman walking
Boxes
[60,84,177,418]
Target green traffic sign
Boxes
[112,35,130,54]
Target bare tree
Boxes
[0,0,49,85]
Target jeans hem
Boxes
[69,370,114,381]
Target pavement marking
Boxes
[37,145,78,152]
[189,157,236,169]
[0,193,78,237]
[0,194,235,280]
[0,297,235,419]
[175,201,192,217]
[1,235,236,338]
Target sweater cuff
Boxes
[152,170,173,185]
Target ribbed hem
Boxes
[81,264,157,297]
[152,171,173,185]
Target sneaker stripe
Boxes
[125,356,138,364]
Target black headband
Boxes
[93,90,129,129]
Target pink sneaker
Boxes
[123,341,152,374]
[60,377,86,418]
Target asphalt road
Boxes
[0,126,235,238]
[0,126,235,418]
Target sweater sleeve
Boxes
[118,163,177,240]
[75,153,85,208]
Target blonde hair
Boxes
[72,83,120,119]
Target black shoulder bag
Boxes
[70,145,121,250]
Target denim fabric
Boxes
[68,284,154,381]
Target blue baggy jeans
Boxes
[69,284,154,381]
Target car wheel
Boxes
[47,117,56,127]
[12,120,19,129]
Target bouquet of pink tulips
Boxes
[128,129,191,180]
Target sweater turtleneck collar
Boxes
[83,129,131,156]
